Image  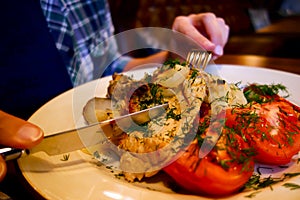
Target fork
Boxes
[186,50,212,71]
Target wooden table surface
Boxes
[215,54,300,75]
[256,16,300,34]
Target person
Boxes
[0,111,43,182]
[0,0,229,198]
[38,0,229,85]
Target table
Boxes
[1,54,300,200]
[0,161,44,200]
[257,15,300,34]
[215,54,300,75]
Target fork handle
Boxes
[0,147,26,161]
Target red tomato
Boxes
[163,83,300,196]
[225,97,300,165]
[163,115,255,196]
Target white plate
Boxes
[18,64,300,200]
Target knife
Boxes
[0,103,168,161]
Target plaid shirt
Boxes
[40,0,131,85]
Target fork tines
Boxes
[186,50,212,70]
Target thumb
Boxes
[0,110,43,149]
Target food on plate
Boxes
[163,132,255,196]
[226,84,300,165]
[82,60,300,197]
[163,83,300,196]
[83,98,112,124]
[164,100,255,196]
[85,61,207,181]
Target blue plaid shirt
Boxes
[40,0,131,85]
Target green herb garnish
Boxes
[163,59,187,68]
[244,191,261,198]
[282,182,300,190]
[244,83,289,103]
[244,172,300,191]
[60,154,70,161]
[166,107,181,120]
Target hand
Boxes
[0,110,43,181]
[172,12,229,59]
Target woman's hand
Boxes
[0,110,43,181]
[124,12,229,72]
[172,12,229,59]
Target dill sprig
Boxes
[244,83,289,103]
[244,172,300,191]
[282,182,300,190]
[60,154,70,161]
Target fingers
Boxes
[0,111,43,182]
[172,15,216,49]
[172,12,229,59]
[0,110,43,149]
[193,13,229,47]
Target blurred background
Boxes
[108,0,300,59]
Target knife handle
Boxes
[0,147,27,161]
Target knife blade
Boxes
[0,103,168,161]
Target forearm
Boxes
[123,51,169,72]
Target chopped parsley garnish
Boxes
[150,83,164,104]
[244,83,289,103]
[137,83,164,109]
[166,107,181,120]
[189,68,199,84]
[163,59,187,68]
